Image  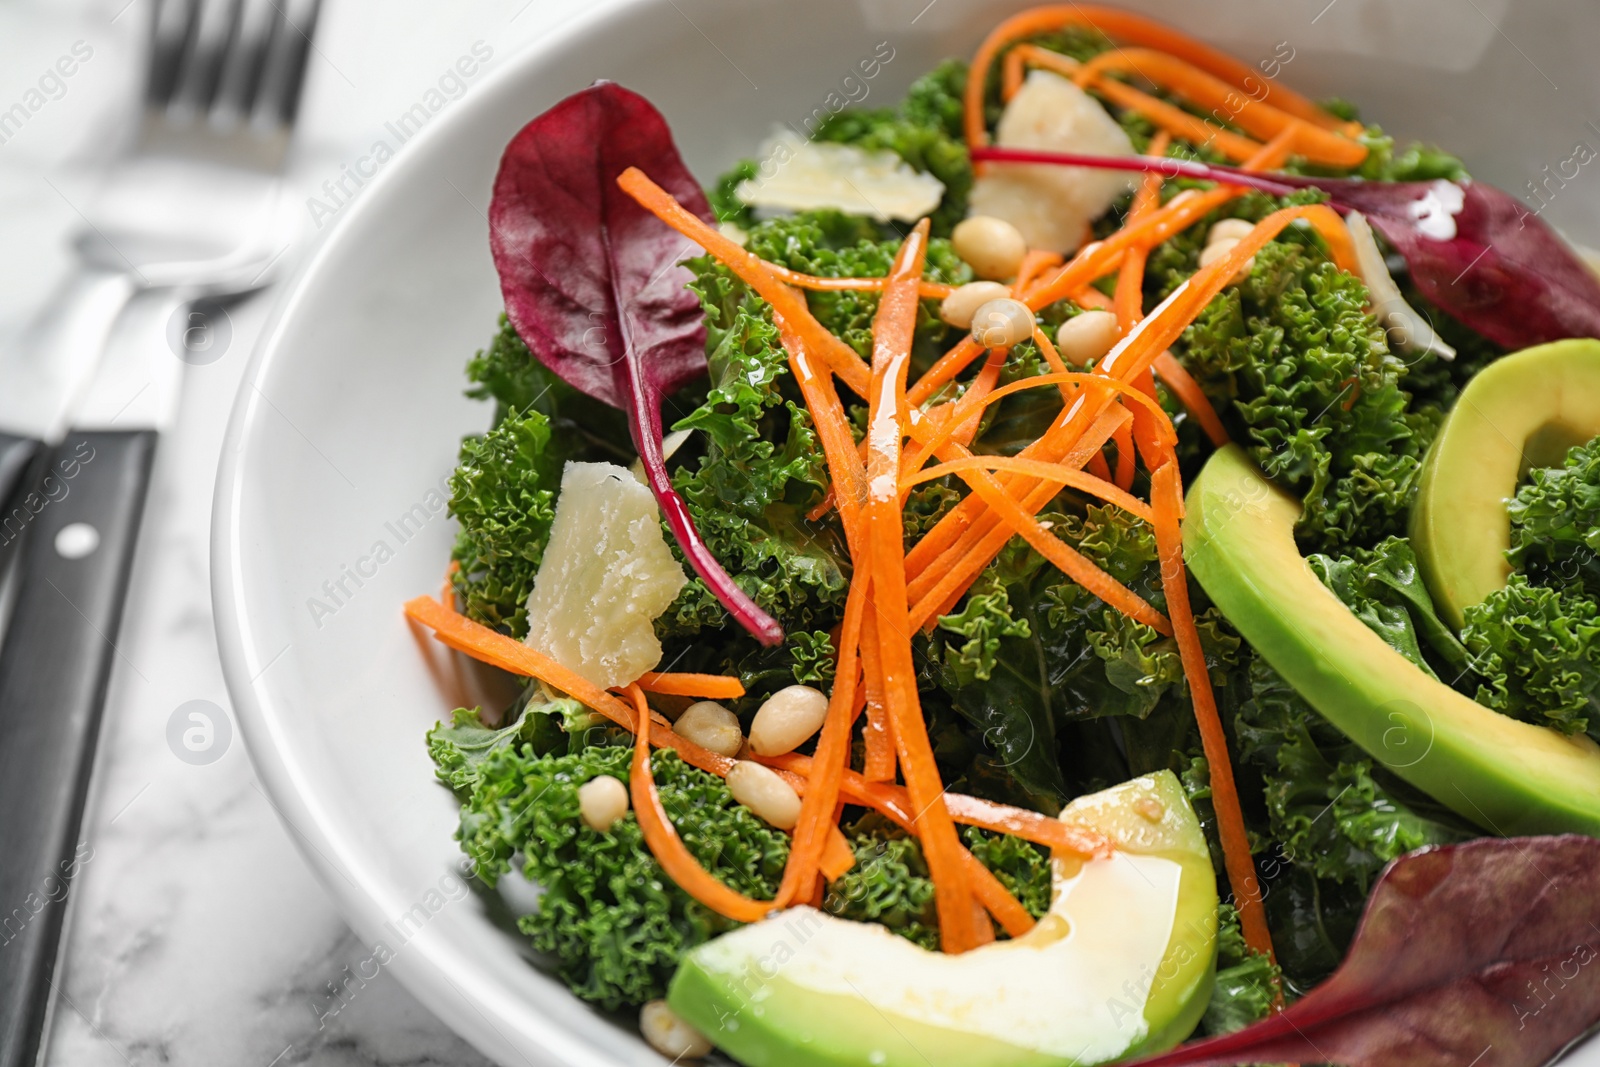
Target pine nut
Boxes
[1199,237,1254,282]
[952,215,1028,280]
[673,701,744,758]
[640,1000,713,1060]
[748,684,829,756]
[726,761,802,829]
[1207,217,1257,245]
[970,298,1036,349]
[1055,309,1120,366]
[577,775,629,833]
[939,281,1013,329]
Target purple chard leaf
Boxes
[970,147,1600,350]
[1116,836,1600,1067]
[489,81,782,645]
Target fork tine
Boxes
[253,0,321,130]
[169,0,245,121]
[146,0,202,109]
[210,0,275,126]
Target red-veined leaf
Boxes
[489,82,782,645]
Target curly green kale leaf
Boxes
[659,253,847,637]
[823,825,1053,952]
[938,572,1033,686]
[1308,536,1473,681]
[437,713,1054,1009]
[1178,239,1424,551]
[1462,574,1600,738]
[448,405,561,637]
[1507,436,1600,596]
[458,744,789,1010]
[787,630,838,687]
[1202,904,1280,1036]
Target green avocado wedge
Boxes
[1186,444,1600,837]
[667,772,1217,1067]
[1412,338,1600,630]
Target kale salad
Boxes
[405,7,1600,1066]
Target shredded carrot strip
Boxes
[619,169,871,397]
[903,406,1128,595]
[821,825,857,881]
[1149,463,1277,974]
[858,606,896,782]
[864,221,976,953]
[908,455,1152,523]
[778,757,1036,937]
[1074,48,1367,166]
[1111,416,1137,491]
[1153,351,1230,446]
[1004,45,1265,163]
[965,5,1351,168]
[949,346,1009,447]
[1014,248,1064,294]
[405,597,735,777]
[634,672,745,700]
[921,201,1337,601]
[628,685,782,923]
[764,261,955,300]
[1115,132,1172,332]
[774,572,869,904]
[765,753,1112,860]
[903,367,1171,487]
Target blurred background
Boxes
[0,1,580,1064]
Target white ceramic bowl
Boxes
[214,2,1600,1064]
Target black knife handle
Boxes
[0,433,46,592]
[0,430,155,1067]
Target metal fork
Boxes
[0,3,320,1062]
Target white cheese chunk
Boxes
[524,461,688,689]
[970,70,1137,254]
[736,130,945,223]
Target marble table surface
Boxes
[0,1,596,1064]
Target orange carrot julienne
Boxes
[404,596,737,778]
[820,826,857,881]
[1111,415,1137,491]
[634,671,745,700]
[793,759,1036,938]
[628,685,783,923]
[774,573,869,904]
[864,220,976,953]
[1150,462,1277,976]
[1154,351,1230,447]
[763,753,1112,860]
[763,261,956,300]
[619,168,872,397]
[1014,248,1064,295]
[858,605,896,782]
[1072,47,1368,167]
[903,405,1129,588]
[905,455,1153,523]
[965,5,1351,168]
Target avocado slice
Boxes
[1185,443,1600,837]
[1412,338,1600,630]
[666,771,1217,1067]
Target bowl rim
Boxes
[211,1,680,1063]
